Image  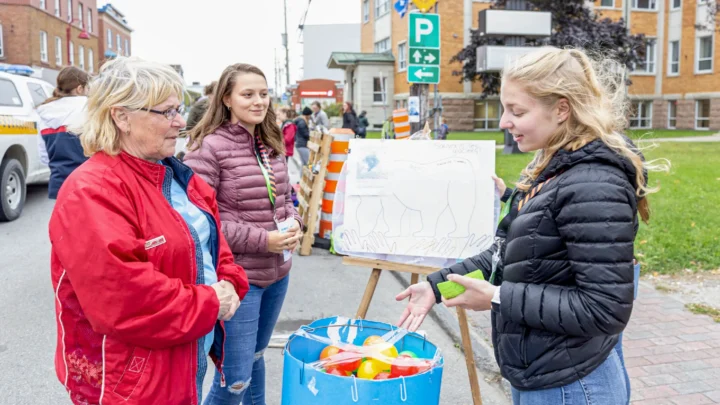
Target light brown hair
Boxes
[40,66,91,106]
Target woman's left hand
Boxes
[441,274,497,312]
[286,220,303,251]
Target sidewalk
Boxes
[413,278,720,404]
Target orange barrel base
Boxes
[319,212,333,239]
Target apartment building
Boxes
[353,0,720,131]
[98,3,131,62]
[0,0,100,83]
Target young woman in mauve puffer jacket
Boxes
[184,63,303,405]
[395,47,668,405]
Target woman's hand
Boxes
[492,174,507,197]
[211,281,240,321]
[395,282,436,332]
[267,229,301,254]
[286,220,303,252]
[441,274,496,312]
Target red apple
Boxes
[374,371,392,380]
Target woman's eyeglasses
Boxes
[139,105,185,121]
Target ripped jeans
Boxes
[204,275,290,405]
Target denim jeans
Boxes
[511,349,628,405]
[204,275,290,405]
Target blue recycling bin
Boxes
[282,317,444,405]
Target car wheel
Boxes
[0,158,26,222]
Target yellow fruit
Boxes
[363,335,385,346]
[369,342,398,371]
[357,359,385,380]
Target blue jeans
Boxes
[511,349,628,405]
[204,275,290,405]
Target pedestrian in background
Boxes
[185,63,303,405]
[278,107,297,162]
[186,81,217,132]
[357,110,369,138]
[396,47,667,405]
[50,57,248,405]
[310,101,329,130]
[342,101,359,136]
[436,116,449,140]
[37,66,90,199]
[295,107,312,166]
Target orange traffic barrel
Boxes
[319,212,333,239]
[393,109,411,139]
[319,128,354,239]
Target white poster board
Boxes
[339,140,496,259]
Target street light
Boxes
[66,19,90,66]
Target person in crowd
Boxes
[436,116,449,140]
[396,47,666,405]
[278,107,297,162]
[357,110,369,139]
[342,101,359,136]
[49,57,249,405]
[310,101,329,130]
[184,63,303,405]
[294,107,312,167]
[37,66,90,199]
[186,81,217,132]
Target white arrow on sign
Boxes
[414,69,434,79]
[424,53,436,63]
[413,50,422,63]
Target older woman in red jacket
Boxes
[50,57,249,405]
[184,63,302,405]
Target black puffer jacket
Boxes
[428,139,638,390]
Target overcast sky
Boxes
[103,0,360,90]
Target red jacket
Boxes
[49,152,249,405]
[282,121,296,157]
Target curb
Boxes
[389,271,513,399]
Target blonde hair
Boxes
[502,47,669,222]
[81,56,185,156]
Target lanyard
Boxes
[255,152,276,208]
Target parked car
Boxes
[0,71,54,221]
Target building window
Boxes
[696,100,710,129]
[672,0,681,8]
[54,0,60,17]
[117,34,122,55]
[668,40,679,75]
[600,0,614,7]
[629,101,653,129]
[87,9,92,33]
[633,0,657,10]
[474,101,502,130]
[78,2,83,26]
[40,0,46,9]
[0,24,4,58]
[373,77,387,104]
[374,37,390,53]
[69,41,74,65]
[375,0,390,18]
[88,48,93,72]
[667,101,677,128]
[107,29,112,48]
[55,37,62,65]
[635,39,656,73]
[697,35,713,72]
[363,0,369,22]
[67,0,72,21]
[125,39,129,56]
[78,45,84,70]
[398,42,407,71]
[40,31,49,62]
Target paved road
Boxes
[0,183,508,405]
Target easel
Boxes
[343,256,483,405]
[297,131,332,256]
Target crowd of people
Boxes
[38,45,660,405]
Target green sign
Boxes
[408,13,440,84]
[408,47,440,66]
[407,66,440,84]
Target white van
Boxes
[0,71,55,221]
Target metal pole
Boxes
[433,2,440,138]
[283,0,291,89]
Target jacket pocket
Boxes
[112,347,152,400]
[520,328,531,367]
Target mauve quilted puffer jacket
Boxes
[184,121,301,287]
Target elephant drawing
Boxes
[354,157,476,238]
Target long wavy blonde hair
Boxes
[503,47,669,222]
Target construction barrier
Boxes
[320,128,353,239]
[392,109,411,139]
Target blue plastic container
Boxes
[281,317,444,405]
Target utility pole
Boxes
[283,0,291,91]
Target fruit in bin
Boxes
[374,371,392,380]
[398,350,418,358]
[357,358,386,380]
[326,368,347,377]
[324,351,363,376]
[363,335,385,346]
[390,357,433,377]
[362,335,399,370]
[320,345,343,360]
[436,270,486,299]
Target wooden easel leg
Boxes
[356,268,382,319]
[410,273,419,285]
[457,307,483,405]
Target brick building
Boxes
[351,0,720,131]
[97,3,131,63]
[0,0,100,83]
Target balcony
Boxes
[477,9,552,38]
[476,45,541,72]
